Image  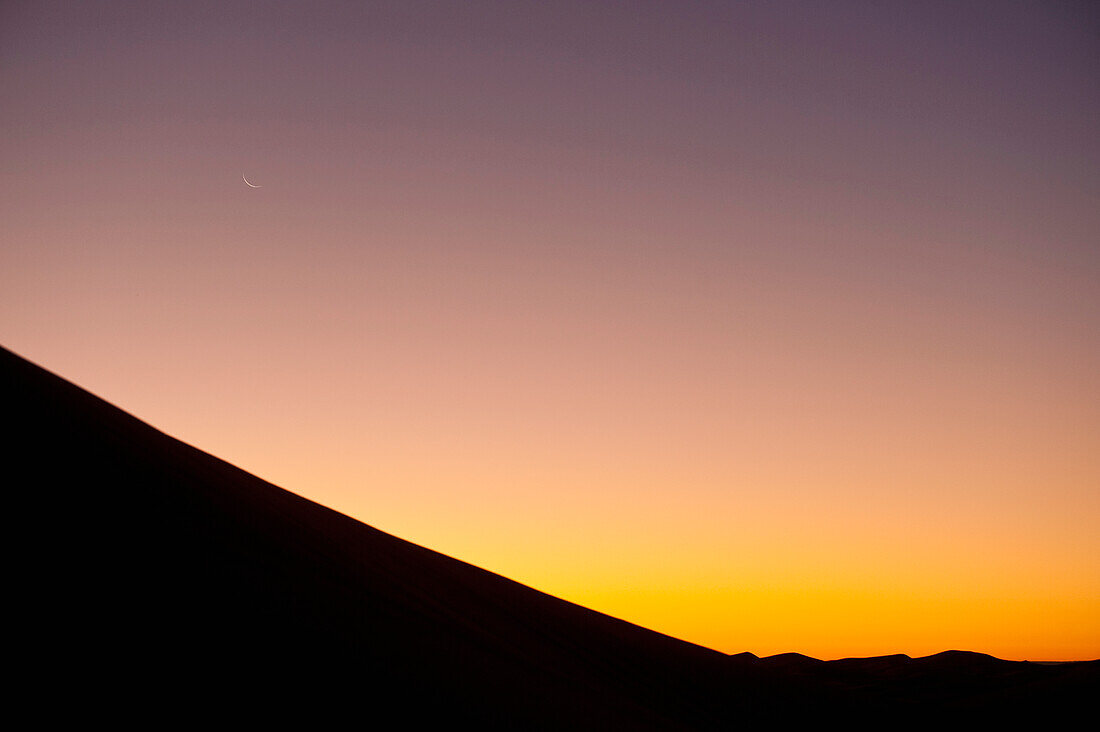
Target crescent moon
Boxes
[242,174,262,188]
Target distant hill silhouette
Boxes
[5,345,1095,726]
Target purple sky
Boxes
[3,1,1098,659]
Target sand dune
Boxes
[5,345,1094,726]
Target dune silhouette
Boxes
[5,344,1094,726]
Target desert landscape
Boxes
[8,344,1095,724]
[4,4,1097,725]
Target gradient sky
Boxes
[3,1,1098,660]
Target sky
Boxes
[2,1,1098,661]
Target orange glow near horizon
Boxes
[2,2,1098,661]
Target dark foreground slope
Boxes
[5,345,1095,726]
